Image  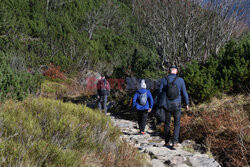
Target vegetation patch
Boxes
[183,35,250,102]
[181,95,250,167]
[0,52,43,102]
[0,97,147,166]
[41,80,68,98]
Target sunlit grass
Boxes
[0,97,148,166]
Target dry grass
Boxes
[40,74,99,100]
[100,140,150,167]
[40,79,88,99]
[180,95,250,167]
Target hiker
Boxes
[133,79,154,134]
[158,65,189,147]
[97,74,110,115]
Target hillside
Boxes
[0,0,249,166]
[1,0,249,78]
[0,97,149,166]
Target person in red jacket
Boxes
[97,74,110,115]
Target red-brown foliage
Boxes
[181,95,250,167]
[43,63,66,80]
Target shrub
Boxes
[182,61,219,102]
[0,97,147,166]
[42,63,66,80]
[217,36,250,92]
[182,35,250,102]
[0,52,43,101]
[180,95,250,167]
[1,0,168,78]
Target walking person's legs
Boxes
[164,110,172,145]
[137,110,143,132]
[140,110,148,133]
[98,96,103,113]
[173,102,181,145]
[103,95,107,115]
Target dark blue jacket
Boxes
[159,74,189,105]
[133,89,154,110]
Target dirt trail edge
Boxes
[109,114,221,167]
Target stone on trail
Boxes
[175,164,190,167]
[151,159,165,167]
[110,115,221,167]
[189,156,221,167]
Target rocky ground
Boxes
[109,114,221,167]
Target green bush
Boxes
[182,61,219,102]
[0,52,43,101]
[0,98,147,166]
[183,35,250,102]
[0,0,164,77]
[217,36,250,92]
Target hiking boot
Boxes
[140,131,145,135]
[164,142,171,147]
[172,142,180,148]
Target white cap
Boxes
[140,79,146,89]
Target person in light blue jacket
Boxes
[133,79,154,134]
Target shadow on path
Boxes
[63,94,161,134]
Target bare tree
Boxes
[82,7,103,40]
[46,0,75,12]
[82,1,121,40]
[203,0,248,55]
[134,0,248,68]
[102,1,119,29]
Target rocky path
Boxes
[109,115,221,167]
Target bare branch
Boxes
[135,0,247,67]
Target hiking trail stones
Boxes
[110,115,221,167]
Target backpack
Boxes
[99,79,107,95]
[165,76,179,100]
[138,92,147,106]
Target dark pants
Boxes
[98,95,107,114]
[137,110,148,132]
[164,102,181,144]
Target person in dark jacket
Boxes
[133,79,154,134]
[159,65,189,147]
[97,74,110,115]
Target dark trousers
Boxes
[164,102,181,144]
[137,110,148,132]
[98,95,107,114]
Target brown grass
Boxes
[100,141,150,167]
[80,140,150,167]
[180,95,250,167]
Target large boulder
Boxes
[76,70,101,95]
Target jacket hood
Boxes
[137,88,147,94]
